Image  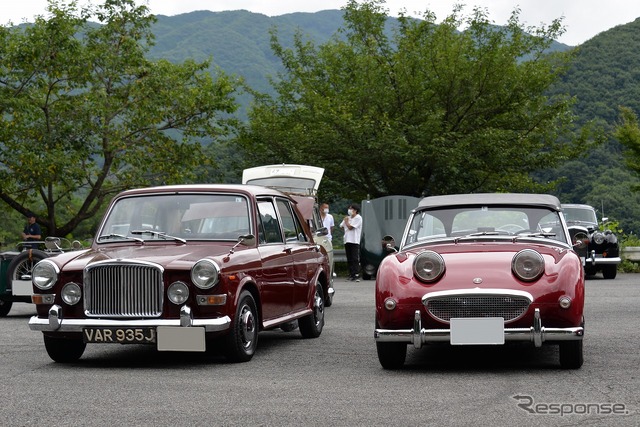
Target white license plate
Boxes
[450,317,504,345]
[157,326,206,352]
[12,280,33,296]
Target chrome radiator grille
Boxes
[426,295,530,323]
[84,263,163,317]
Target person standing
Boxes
[22,211,42,250]
[339,203,362,281]
[320,203,334,241]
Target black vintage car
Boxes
[561,204,621,279]
[360,196,420,280]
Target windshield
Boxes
[98,193,250,242]
[404,205,568,246]
[563,207,598,225]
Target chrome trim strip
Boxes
[374,309,584,348]
[28,304,230,333]
[422,288,534,304]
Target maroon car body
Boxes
[374,193,585,369]
[29,184,329,363]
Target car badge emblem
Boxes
[473,277,483,284]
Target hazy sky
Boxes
[4,0,640,46]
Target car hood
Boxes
[392,240,580,289]
[46,243,242,272]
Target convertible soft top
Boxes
[418,193,562,211]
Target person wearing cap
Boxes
[22,212,42,249]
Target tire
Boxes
[602,265,617,279]
[298,282,325,338]
[559,340,584,369]
[280,321,298,332]
[7,249,48,283]
[43,335,86,363]
[324,286,333,308]
[375,318,408,369]
[0,299,13,317]
[223,290,259,363]
[376,341,407,369]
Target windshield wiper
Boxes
[515,232,556,239]
[98,233,144,243]
[130,229,186,244]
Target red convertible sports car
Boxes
[374,193,585,369]
[29,184,329,363]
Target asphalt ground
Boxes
[1,274,639,426]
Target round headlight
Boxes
[593,232,605,245]
[413,250,445,283]
[168,281,190,305]
[191,260,220,289]
[32,260,59,290]
[61,283,81,305]
[512,249,545,282]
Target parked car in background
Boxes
[561,204,621,279]
[29,184,329,363]
[360,195,420,280]
[374,193,585,369]
[1,238,85,317]
[242,164,335,306]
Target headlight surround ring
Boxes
[191,259,220,289]
[512,249,545,282]
[593,232,605,245]
[61,282,82,305]
[32,260,59,290]
[413,250,445,283]
[168,281,190,305]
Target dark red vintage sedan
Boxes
[29,184,329,363]
[374,193,585,369]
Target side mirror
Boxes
[572,231,589,249]
[382,235,397,253]
[315,226,328,237]
[238,234,256,247]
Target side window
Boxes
[257,200,283,244]
[276,199,307,243]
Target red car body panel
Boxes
[375,241,585,330]
[28,184,329,362]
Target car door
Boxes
[256,198,294,321]
[275,198,318,311]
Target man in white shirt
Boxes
[320,203,334,241]
[339,203,362,281]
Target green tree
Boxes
[0,0,239,239]
[615,106,640,190]
[236,0,591,200]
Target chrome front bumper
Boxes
[584,251,621,266]
[28,304,231,333]
[374,308,584,349]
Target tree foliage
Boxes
[615,107,640,188]
[236,0,591,200]
[0,0,240,239]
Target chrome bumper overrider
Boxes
[28,304,231,332]
[374,308,584,348]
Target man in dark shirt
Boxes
[22,212,42,250]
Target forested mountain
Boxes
[147,10,640,233]
[545,17,640,233]
[149,10,347,103]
